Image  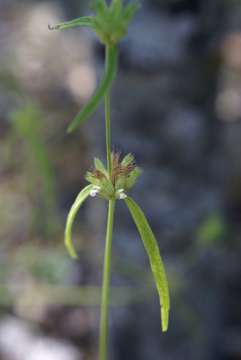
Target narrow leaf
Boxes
[94,157,108,177]
[85,172,101,186]
[67,45,118,133]
[124,197,170,332]
[123,2,141,22]
[48,16,94,31]
[110,0,123,18]
[125,167,142,190]
[91,0,108,17]
[65,185,92,259]
[121,153,134,166]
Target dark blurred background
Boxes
[1,0,241,359]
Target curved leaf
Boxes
[124,196,170,332]
[67,45,118,133]
[65,185,92,259]
[48,16,94,31]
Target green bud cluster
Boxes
[91,0,140,46]
[85,153,142,200]
[49,0,140,47]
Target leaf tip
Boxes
[66,124,74,134]
[161,307,169,332]
[70,252,79,260]
[65,230,79,259]
[65,240,79,259]
[48,23,58,31]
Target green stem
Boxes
[99,199,115,360]
[105,46,112,174]
[99,45,116,360]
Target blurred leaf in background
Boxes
[11,104,59,238]
[196,213,226,249]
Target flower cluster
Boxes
[86,152,141,200]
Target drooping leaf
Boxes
[124,196,170,332]
[65,185,92,259]
[67,46,118,133]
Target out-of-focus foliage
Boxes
[196,213,226,248]
[11,104,58,237]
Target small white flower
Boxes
[116,189,127,200]
[90,185,101,197]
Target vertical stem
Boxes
[105,46,112,174]
[99,199,115,360]
[99,45,116,360]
